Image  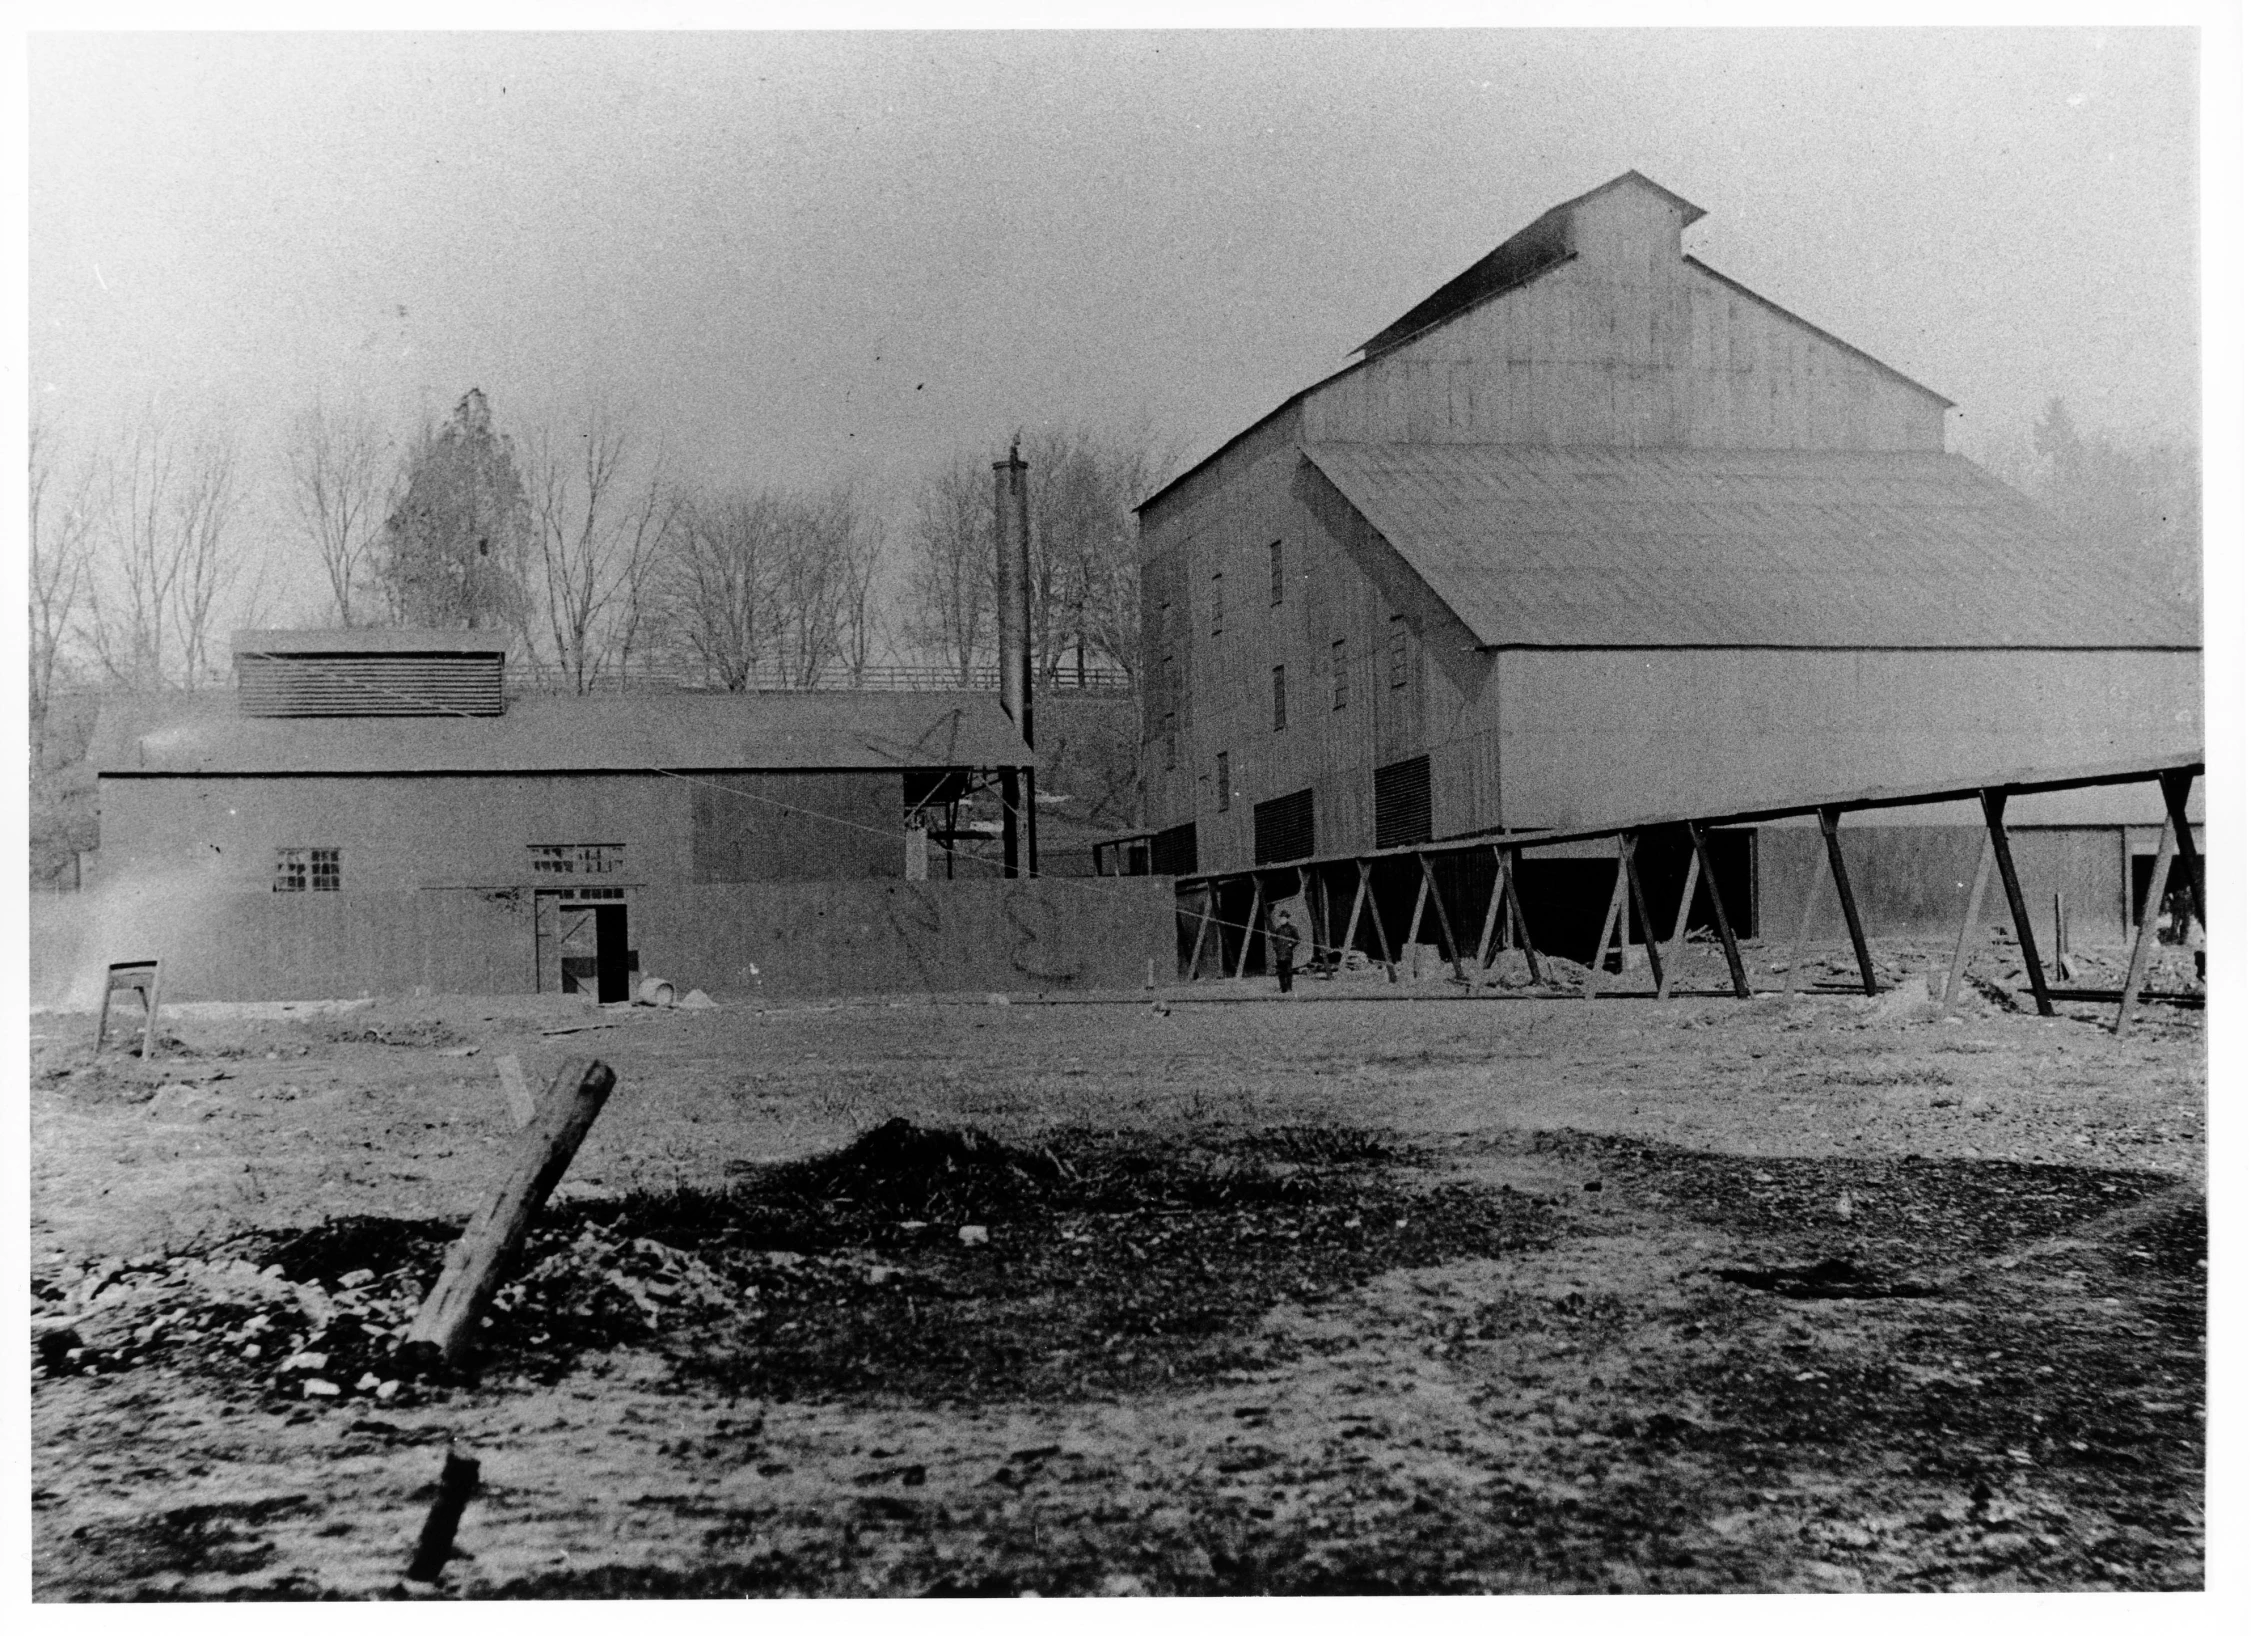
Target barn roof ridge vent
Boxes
[1353,169,1706,359]
[231,627,509,718]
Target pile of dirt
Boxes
[30,1122,1555,1408]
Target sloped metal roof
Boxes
[93,691,1040,777]
[1299,443,2199,650]
[230,627,508,657]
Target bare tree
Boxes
[81,410,244,690]
[1022,423,1172,686]
[284,398,390,627]
[660,488,788,691]
[905,458,992,684]
[29,413,95,761]
[524,409,677,693]
[834,491,888,684]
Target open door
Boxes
[592,903,631,1002]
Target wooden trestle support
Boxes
[1169,754,2202,1036]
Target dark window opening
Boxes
[1254,789,1316,866]
[2131,852,2204,937]
[1331,638,1348,710]
[1272,664,1287,731]
[1373,756,1432,850]
[1268,539,1285,605]
[1211,572,1225,634]
[1150,821,1199,877]
[1388,618,1411,689]
[1163,712,1178,770]
[1215,750,1231,812]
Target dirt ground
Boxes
[28,938,2205,1598]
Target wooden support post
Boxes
[1688,821,1751,999]
[404,1059,619,1370]
[1234,877,1266,980]
[404,1446,482,1582]
[1979,789,2054,1019]
[1621,832,1665,992]
[2116,810,2179,1034]
[1504,854,1543,984]
[2159,768,2204,929]
[1473,846,1508,972]
[1341,869,1369,965]
[1586,844,1629,1002]
[1780,841,1830,999]
[1418,852,1469,983]
[1656,847,1702,1003]
[1403,868,1430,962]
[1185,889,1215,982]
[1941,837,1994,1011]
[1819,807,1879,997]
[1360,860,1399,981]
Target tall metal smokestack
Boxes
[993,438,1037,877]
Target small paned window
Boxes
[1268,540,1285,605]
[530,843,627,876]
[1388,618,1411,689]
[274,848,341,893]
[1272,664,1288,731]
[1215,751,1231,812]
[1331,638,1348,710]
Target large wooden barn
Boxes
[1135,171,2200,960]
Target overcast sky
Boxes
[28,27,2202,623]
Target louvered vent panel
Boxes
[1253,789,1316,866]
[237,655,505,717]
[1373,755,1433,850]
[1149,821,1199,877]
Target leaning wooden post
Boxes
[1233,877,1266,979]
[1184,888,1215,981]
[1418,852,1469,983]
[1340,868,1369,964]
[1620,832,1666,993]
[1687,821,1751,999]
[1503,853,1543,984]
[1941,836,1994,1011]
[404,1059,618,1369]
[404,1446,482,1583]
[1818,807,1879,997]
[2115,812,2179,1035]
[1586,843,1629,1002]
[1780,838,1830,998]
[2159,768,2204,929]
[1360,860,1399,981]
[1472,847,1509,972]
[1978,789,2055,1018]
[1656,846,1703,1003]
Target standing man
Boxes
[1270,905,1301,995]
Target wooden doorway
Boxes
[535,889,634,1001]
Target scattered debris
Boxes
[677,989,718,1011]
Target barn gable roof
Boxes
[1352,169,1702,359]
[1298,442,2199,650]
[92,692,1040,777]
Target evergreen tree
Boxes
[378,388,530,630]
